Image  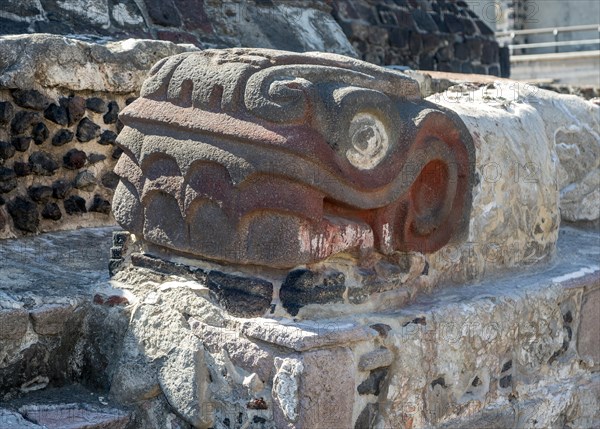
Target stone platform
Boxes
[1,226,599,428]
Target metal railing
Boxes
[496,24,600,54]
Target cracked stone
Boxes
[60,95,86,125]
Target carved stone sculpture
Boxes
[113,48,475,268]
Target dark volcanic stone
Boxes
[280,269,345,316]
[73,170,96,190]
[0,101,14,124]
[42,202,62,220]
[29,151,58,176]
[28,185,53,203]
[103,101,120,124]
[44,103,68,125]
[88,153,107,164]
[52,129,74,147]
[112,147,123,159]
[412,9,438,33]
[146,0,182,26]
[206,271,273,317]
[0,168,17,193]
[101,171,120,189]
[76,118,100,142]
[357,367,389,396]
[354,403,379,429]
[0,195,4,206]
[89,195,111,214]
[0,141,16,160]
[7,196,39,232]
[11,111,40,134]
[64,195,87,215]
[125,97,137,105]
[63,149,87,170]
[60,96,86,125]
[52,179,72,199]
[86,97,107,113]
[13,162,32,177]
[98,130,117,145]
[0,17,29,35]
[11,136,31,152]
[32,122,49,145]
[11,89,50,110]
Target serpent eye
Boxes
[346,112,389,170]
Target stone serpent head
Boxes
[113,48,475,268]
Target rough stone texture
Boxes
[114,48,475,268]
[331,0,502,75]
[0,1,355,59]
[0,35,199,239]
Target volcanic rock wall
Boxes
[331,0,506,75]
[0,35,197,238]
[0,0,504,74]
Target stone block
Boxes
[578,282,600,367]
[29,304,74,336]
[0,308,29,340]
[273,347,356,429]
[20,404,130,429]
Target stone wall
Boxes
[0,0,506,75]
[0,35,196,238]
[0,0,356,56]
[331,0,507,76]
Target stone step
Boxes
[1,386,131,429]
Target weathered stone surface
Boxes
[63,149,87,170]
[86,97,107,113]
[44,103,69,125]
[29,151,58,175]
[29,304,74,336]
[13,162,32,177]
[98,130,117,146]
[28,185,53,203]
[0,101,14,124]
[61,96,86,126]
[20,403,130,429]
[73,170,96,191]
[0,409,42,428]
[11,89,51,110]
[42,202,62,221]
[32,122,49,145]
[11,136,31,152]
[0,308,29,340]
[205,271,273,317]
[280,269,346,316]
[0,35,198,93]
[51,129,74,146]
[64,195,87,215]
[103,101,120,124]
[578,283,600,367]
[114,48,475,268]
[52,179,72,199]
[89,195,111,215]
[358,347,394,371]
[7,196,39,232]
[76,117,101,142]
[242,319,377,352]
[0,141,16,160]
[0,167,17,193]
[11,111,40,134]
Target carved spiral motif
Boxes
[346,113,389,170]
